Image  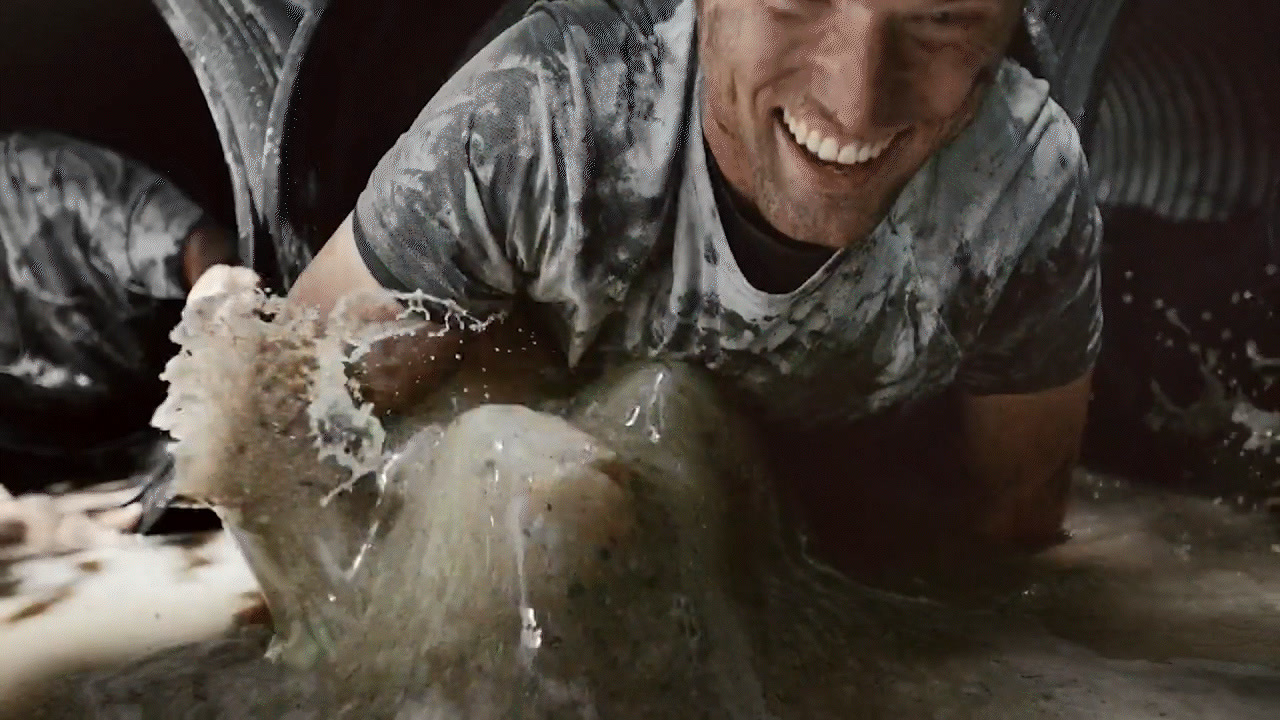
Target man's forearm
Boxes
[343,312,468,415]
[960,375,1093,551]
[967,448,1077,551]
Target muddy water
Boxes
[32,294,1280,719]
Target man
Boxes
[215,0,1101,576]
[1,131,237,535]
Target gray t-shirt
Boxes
[0,131,207,449]
[353,0,1102,429]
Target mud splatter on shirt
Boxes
[352,0,1102,428]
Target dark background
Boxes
[0,0,236,230]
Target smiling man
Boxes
[236,0,1101,573]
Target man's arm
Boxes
[956,135,1104,552]
[960,373,1091,549]
[289,215,394,316]
[275,12,576,415]
[286,215,467,415]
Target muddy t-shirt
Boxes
[0,131,208,453]
[352,0,1102,429]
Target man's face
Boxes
[699,0,1022,248]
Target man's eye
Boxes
[907,9,987,41]
[922,10,986,28]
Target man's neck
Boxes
[703,141,831,254]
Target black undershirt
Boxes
[705,141,836,294]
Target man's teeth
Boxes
[781,107,893,166]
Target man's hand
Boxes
[960,373,1093,551]
[182,263,264,333]
[181,225,239,290]
[188,263,262,304]
[131,263,263,533]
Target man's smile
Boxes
[780,106,898,166]
[773,108,906,184]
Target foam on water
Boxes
[43,288,1280,718]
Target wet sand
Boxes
[6,468,1276,719]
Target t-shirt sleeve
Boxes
[121,167,211,298]
[352,13,569,321]
[958,161,1104,396]
[10,132,207,301]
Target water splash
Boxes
[126,289,1280,719]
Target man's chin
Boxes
[750,201,862,250]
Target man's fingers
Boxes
[0,482,154,561]
[187,264,261,304]
[184,264,265,329]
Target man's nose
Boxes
[811,8,906,133]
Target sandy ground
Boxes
[1,474,1278,719]
[0,500,262,716]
